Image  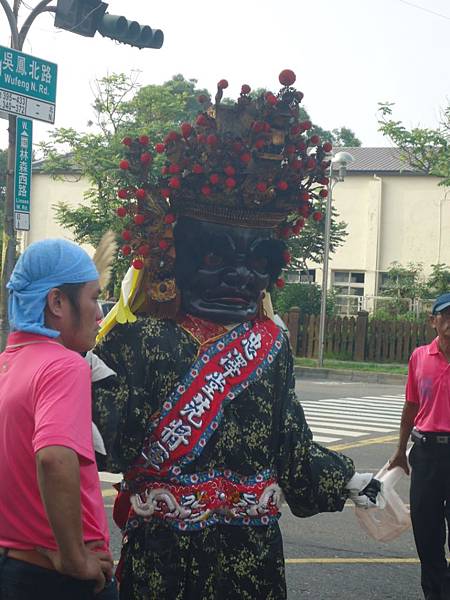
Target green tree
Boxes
[381,261,428,299]
[331,127,361,147]
[272,282,335,316]
[378,103,450,186]
[425,263,450,297]
[285,202,347,274]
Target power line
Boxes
[396,0,450,22]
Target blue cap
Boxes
[432,292,450,315]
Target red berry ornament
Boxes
[169,164,181,174]
[119,159,130,170]
[275,278,285,289]
[224,165,235,176]
[210,174,220,185]
[138,244,150,257]
[181,123,193,138]
[279,69,296,86]
[322,142,333,153]
[135,188,146,200]
[134,214,145,225]
[196,114,208,127]
[122,245,132,256]
[265,92,277,106]
[240,152,251,164]
[140,152,152,165]
[217,79,229,89]
[169,177,181,189]
[122,137,132,146]
[256,182,267,193]
[225,177,236,189]
[241,84,251,94]
[201,185,212,196]
[132,258,144,270]
[158,240,169,250]
[313,211,323,221]
[117,189,128,199]
[116,206,127,218]
[319,188,328,198]
[192,164,204,174]
[310,135,321,146]
[139,135,149,145]
[122,230,132,241]
[164,213,176,224]
[155,143,166,154]
[277,181,288,191]
[207,134,218,146]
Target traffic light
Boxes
[54,0,164,49]
[98,15,164,49]
[54,0,106,37]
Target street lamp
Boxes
[317,151,355,367]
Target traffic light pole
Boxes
[0,0,54,350]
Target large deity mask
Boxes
[174,218,285,324]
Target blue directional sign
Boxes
[0,46,57,123]
[14,117,33,231]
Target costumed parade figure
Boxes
[93,70,381,600]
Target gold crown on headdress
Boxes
[113,69,331,310]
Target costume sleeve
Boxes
[32,355,94,462]
[275,341,355,517]
[92,323,144,472]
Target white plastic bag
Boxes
[354,459,411,542]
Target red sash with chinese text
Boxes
[126,318,283,481]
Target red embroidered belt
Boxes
[126,470,283,532]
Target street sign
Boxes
[14,117,33,231]
[0,46,57,124]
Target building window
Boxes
[332,271,365,315]
[285,269,316,284]
[377,272,389,295]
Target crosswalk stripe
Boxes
[360,396,405,401]
[304,402,402,415]
[308,426,364,437]
[313,435,340,443]
[301,408,400,421]
[305,419,392,432]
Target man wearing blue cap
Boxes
[389,292,450,600]
[0,239,117,600]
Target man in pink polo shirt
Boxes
[389,292,450,600]
[0,239,118,600]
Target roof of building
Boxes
[337,146,420,174]
[32,147,429,176]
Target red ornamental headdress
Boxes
[111,69,331,318]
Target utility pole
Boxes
[0,0,55,350]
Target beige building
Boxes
[292,148,449,314]
[27,148,449,312]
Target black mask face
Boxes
[174,218,285,324]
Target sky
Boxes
[0,0,449,151]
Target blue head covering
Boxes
[7,239,99,338]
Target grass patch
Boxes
[294,357,408,375]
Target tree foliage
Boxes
[378,102,450,187]
[272,282,336,317]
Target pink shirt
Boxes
[406,337,450,432]
[0,332,109,551]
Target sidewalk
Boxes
[294,365,406,385]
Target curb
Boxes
[294,366,406,385]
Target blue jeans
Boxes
[0,555,119,600]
